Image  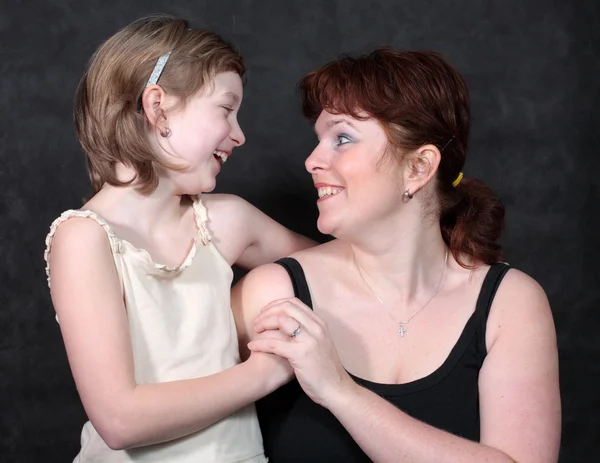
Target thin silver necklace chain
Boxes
[356,249,449,337]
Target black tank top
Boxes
[257,258,510,463]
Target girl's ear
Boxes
[141,84,169,134]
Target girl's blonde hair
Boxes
[74,15,245,194]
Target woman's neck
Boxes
[348,214,449,307]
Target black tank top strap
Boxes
[274,257,314,310]
[476,262,511,356]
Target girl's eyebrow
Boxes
[222,92,240,104]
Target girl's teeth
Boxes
[213,151,228,163]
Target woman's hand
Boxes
[248,297,356,407]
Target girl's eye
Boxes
[335,134,352,146]
[221,106,234,114]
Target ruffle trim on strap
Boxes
[141,195,212,273]
[44,196,212,281]
[44,209,122,288]
[192,195,212,246]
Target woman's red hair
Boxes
[300,49,505,268]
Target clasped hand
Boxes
[248,297,353,407]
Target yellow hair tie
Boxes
[452,172,463,188]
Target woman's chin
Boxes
[316,216,337,236]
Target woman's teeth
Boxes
[213,150,229,163]
[318,187,343,198]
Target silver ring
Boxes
[290,325,301,338]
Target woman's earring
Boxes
[403,189,413,200]
[160,127,171,138]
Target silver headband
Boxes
[145,51,172,87]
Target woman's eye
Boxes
[335,134,351,146]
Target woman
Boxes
[232,49,561,462]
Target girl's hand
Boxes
[246,328,295,392]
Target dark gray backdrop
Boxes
[1,0,598,461]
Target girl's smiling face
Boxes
[158,71,246,194]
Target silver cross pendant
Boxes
[398,324,407,337]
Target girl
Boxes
[44,15,313,462]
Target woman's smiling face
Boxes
[305,110,406,239]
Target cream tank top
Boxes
[44,196,267,463]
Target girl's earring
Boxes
[160,127,171,138]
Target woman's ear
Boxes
[141,84,168,133]
[404,144,441,195]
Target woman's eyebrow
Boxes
[315,118,357,135]
[325,118,356,130]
